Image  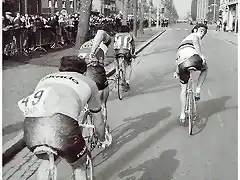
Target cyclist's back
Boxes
[114,32,133,51]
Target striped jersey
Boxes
[114,33,133,50]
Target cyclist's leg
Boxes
[114,50,120,75]
[178,59,192,120]
[191,54,208,99]
[125,52,132,87]
[100,87,109,119]
[86,65,108,141]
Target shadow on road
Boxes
[94,107,172,166]
[118,149,180,180]
[109,68,179,101]
[94,115,180,180]
[192,95,237,135]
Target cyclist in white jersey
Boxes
[18,56,111,180]
[174,23,208,122]
[78,29,112,121]
[113,25,135,90]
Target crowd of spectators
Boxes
[2,11,157,59]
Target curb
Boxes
[2,28,166,166]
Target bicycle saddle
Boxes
[187,67,197,71]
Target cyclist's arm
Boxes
[90,30,111,55]
[192,36,204,59]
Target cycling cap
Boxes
[59,56,87,74]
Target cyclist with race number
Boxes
[174,23,208,122]
[113,25,136,90]
[78,28,112,123]
[18,56,111,180]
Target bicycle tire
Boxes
[117,69,124,100]
[86,150,94,180]
[48,153,57,180]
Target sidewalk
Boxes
[3,27,167,174]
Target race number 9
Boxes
[22,90,44,107]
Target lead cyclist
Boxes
[113,25,136,90]
[175,23,208,123]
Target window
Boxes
[55,1,58,8]
[62,0,66,8]
[70,0,73,8]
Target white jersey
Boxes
[18,72,101,121]
[177,33,200,64]
[114,33,133,51]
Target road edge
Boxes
[2,28,167,166]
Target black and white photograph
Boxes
[2,0,238,179]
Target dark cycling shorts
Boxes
[178,54,208,84]
[24,113,86,164]
[87,64,108,91]
[114,49,132,66]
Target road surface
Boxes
[4,23,238,180]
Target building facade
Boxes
[226,0,238,32]
[207,0,220,22]
[197,0,208,21]
[101,0,117,16]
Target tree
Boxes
[74,0,92,53]
[122,0,129,25]
[139,0,144,34]
[51,0,55,16]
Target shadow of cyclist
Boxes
[118,149,180,180]
[192,96,237,135]
[93,107,172,166]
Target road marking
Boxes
[207,88,224,127]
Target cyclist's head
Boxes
[192,23,208,39]
[120,25,130,33]
[59,56,87,74]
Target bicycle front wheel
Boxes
[187,91,195,135]
[117,69,124,100]
[86,150,94,180]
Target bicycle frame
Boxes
[186,69,197,135]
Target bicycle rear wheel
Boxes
[85,150,94,180]
[48,153,57,180]
[117,69,124,100]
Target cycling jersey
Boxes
[177,33,200,65]
[78,38,109,65]
[114,33,133,51]
[18,72,101,121]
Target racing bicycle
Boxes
[32,105,112,180]
[175,67,198,135]
[109,54,135,100]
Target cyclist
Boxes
[174,23,208,122]
[18,56,111,180]
[78,28,112,121]
[113,24,136,90]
